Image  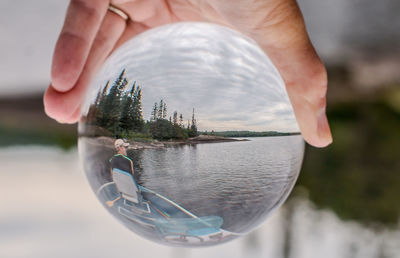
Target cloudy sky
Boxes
[84,23,298,133]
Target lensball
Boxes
[78,22,304,247]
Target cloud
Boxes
[84,23,299,133]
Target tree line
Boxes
[204,131,301,137]
[85,69,198,140]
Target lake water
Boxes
[79,136,304,244]
[135,136,304,232]
[1,146,400,257]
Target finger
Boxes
[115,0,175,26]
[45,10,127,123]
[51,0,109,93]
[113,20,149,50]
[64,106,82,124]
[256,35,332,147]
[281,49,332,148]
[248,2,333,148]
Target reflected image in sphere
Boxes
[78,22,304,247]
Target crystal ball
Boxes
[78,22,304,247]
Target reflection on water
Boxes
[1,146,399,257]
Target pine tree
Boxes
[119,92,132,133]
[86,89,103,124]
[191,108,196,127]
[158,99,164,119]
[189,108,198,137]
[173,111,178,126]
[119,78,128,91]
[179,113,184,127]
[162,102,167,119]
[118,80,145,134]
[151,102,158,121]
[119,81,134,133]
[114,69,125,89]
[101,81,110,100]
[98,69,125,135]
[95,81,110,125]
[130,86,144,132]
[94,91,102,107]
[130,81,136,96]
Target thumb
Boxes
[269,42,332,147]
[250,1,333,147]
[209,0,333,147]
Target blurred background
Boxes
[0,0,399,257]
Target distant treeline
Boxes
[202,130,301,137]
[85,69,198,140]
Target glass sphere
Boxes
[78,22,304,247]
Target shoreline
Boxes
[81,135,249,150]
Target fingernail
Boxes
[56,119,67,124]
[317,108,333,147]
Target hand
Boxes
[105,200,114,208]
[44,0,332,147]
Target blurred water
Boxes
[1,146,400,258]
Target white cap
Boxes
[114,139,129,150]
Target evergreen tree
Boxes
[158,99,164,119]
[98,70,126,135]
[151,102,158,121]
[179,113,184,127]
[130,86,144,132]
[119,92,132,132]
[173,111,178,126]
[114,69,125,89]
[101,81,110,100]
[117,79,146,135]
[92,70,149,138]
[129,81,136,96]
[188,108,198,137]
[95,81,110,126]
[149,118,174,140]
[191,108,196,126]
[86,88,103,124]
[119,82,134,133]
[162,102,167,119]
[119,78,128,90]
[94,91,102,107]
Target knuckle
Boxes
[59,30,82,44]
[93,33,112,51]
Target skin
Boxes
[117,145,128,156]
[112,145,134,176]
[44,0,332,147]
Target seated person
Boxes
[109,139,134,176]
[107,139,135,207]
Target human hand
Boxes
[105,200,114,207]
[44,0,332,147]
